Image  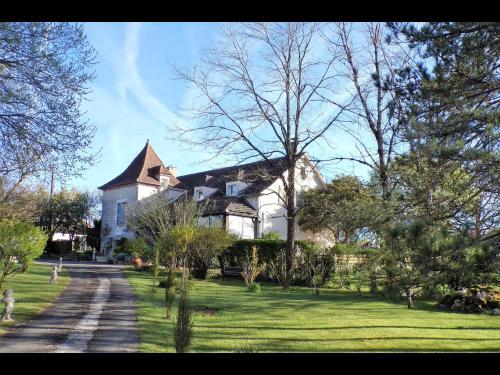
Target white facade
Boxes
[100,153,334,254]
[252,155,333,247]
[101,184,158,255]
[227,215,255,239]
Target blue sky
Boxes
[67,22,373,192]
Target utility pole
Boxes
[47,164,55,238]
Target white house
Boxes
[98,141,333,257]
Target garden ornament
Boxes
[1,289,15,321]
[50,266,58,284]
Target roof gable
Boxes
[99,142,179,191]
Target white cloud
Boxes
[116,22,186,129]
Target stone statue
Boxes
[50,266,58,284]
[58,257,63,272]
[1,289,15,322]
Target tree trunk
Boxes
[370,276,377,297]
[284,164,296,289]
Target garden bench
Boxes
[223,266,244,276]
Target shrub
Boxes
[115,252,128,262]
[164,269,177,319]
[113,237,128,256]
[267,248,289,286]
[241,246,266,286]
[297,244,335,295]
[174,271,193,352]
[188,227,234,280]
[381,283,404,302]
[247,282,261,293]
[330,243,372,290]
[0,220,47,290]
[437,286,500,314]
[350,252,382,296]
[260,232,281,240]
[82,250,94,260]
[45,240,72,254]
[219,239,319,283]
[125,237,152,260]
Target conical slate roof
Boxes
[99,141,178,190]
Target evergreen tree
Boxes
[388,22,500,240]
[298,176,386,243]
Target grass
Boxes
[124,269,500,352]
[0,263,71,335]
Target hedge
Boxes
[45,240,73,254]
[220,239,318,264]
[218,239,321,283]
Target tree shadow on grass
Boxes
[192,324,500,331]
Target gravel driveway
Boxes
[0,262,138,353]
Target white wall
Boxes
[258,178,288,239]
[101,185,137,240]
[227,215,255,239]
[137,184,159,200]
[253,155,333,247]
[101,184,156,253]
[101,183,190,256]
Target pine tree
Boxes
[388,22,500,240]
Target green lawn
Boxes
[124,269,500,352]
[0,263,71,335]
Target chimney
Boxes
[237,169,245,181]
[166,165,176,177]
[205,175,213,183]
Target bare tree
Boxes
[126,191,176,249]
[0,22,98,187]
[323,23,410,201]
[172,23,351,288]
[126,190,208,273]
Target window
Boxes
[301,166,308,179]
[295,191,304,208]
[209,215,223,228]
[227,183,238,196]
[197,215,223,228]
[196,189,204,201]
[116,201,126,226]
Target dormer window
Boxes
[227,183,238,196]
[195,188,204,201]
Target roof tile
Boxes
[99,142,179,190]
